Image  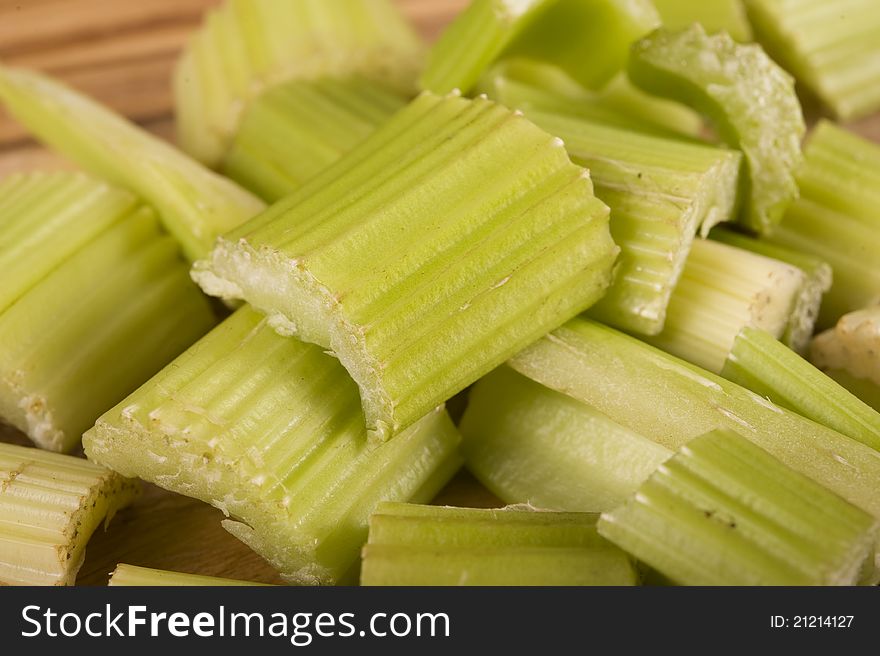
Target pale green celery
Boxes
[599,430,879,585]
[811,307,880,389]
[0,443,138,586]
[629,25,805,234]
[222,76,406,202]
[460,365,671,512]
[710,226,832,352]
[654,0,753,42]
[83,307,463,585]
[523,110,741,335]
[825,370,880,414]
[421,0,659,94]
[744,0,880,120]
[0,66,265,261]
[175,0,424,166]
[109,564,270,587]
[0,189,215,453]
[361,502,637,586]
[508,317,880,524]
[768,121,880,328]
[193,93,618,441]
[647,239,806,373]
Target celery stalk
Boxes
[825,370,880,414]
[83,308,463,585]
[629,25,806,234]
[653,0,753,42]
[361,503,637,586]
[193,92,618,441]
[0,443,138,586]
[811,307,880,388]
[109,564,270,587]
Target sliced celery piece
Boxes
[509,317,880,522]
[745,0,880,120]
[0,443,138,586]
[83,308,463,585]
[109,564,270,587]
[647,239,806,373]
[361,503,637,586]
[460,365,671,512]
[523,111,741,335]
[223,76,406,201]
[812,307,880,389]
[421,0,659,95]
[175,0,424,166]
[825,370,880,414]
[0,66,265,261]
[598,430,879,586]
[194,93,618,441]
[654,0,753,42]
[629,25,805,234]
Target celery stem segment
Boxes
[811,307,880,389]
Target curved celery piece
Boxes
[361,503,637,586]
[509,317,880,524]
[460,366,671,512]
[175,0,424,166]
[722,327,880,452]
[223,76,406,202]
[812,307,880,388]
[0,66,265,262]
[109,565,270,587]
[194,93,618,441]
[653,0,753,42]
[83,308,463,585]
[0,443,138,586]
[421,0,660,95]
[598,430,879,586]
[629,25,806,234]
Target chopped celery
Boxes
[811,307,880,388]
[460,365,671,512]
[598,430,879,586]
[0,443,138,586]
[421,0,659,94]
[83,308,463,585]
[361,503,637,586]
[223,76,406,201]
[654,0,753,42]
[109,564,270,587]
[745,0,880,120]
[175,0,424,166]
[509,317,880,523]
[629,25,806,234]
[193,93,618,441]
[722,327,880,451]
[0,66,265,261]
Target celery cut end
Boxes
[811,307,880,388]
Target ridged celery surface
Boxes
[460,366,671,512]
[0,443,138,586]
[361,503,637,586]
[523,110,741,335]
[654,0,753,42]
[109,564,269,587]
[812,307,880,389]
[629,25,805,235]
[193,93,618,442]
[599,430,878,586]
[175,0,424,166]
[508,317,880,523]
[421,0,660,95]
[745,0,880,120]
[722,327,880,451]
[83,308,463,585]
[0,174,215,452]
[223,76,406,202]
[768,121,880,327]
[647,239,807,373]
[0,66,265,261]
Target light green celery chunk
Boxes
[811,307,880,389]
[524,111,741,335]
[825,370,880,414]
[223,76,406,202]
[0,66,265,261]
[175,0,424,166]
[421,0,659,95]
[599,430,879,586]
[647,239,806,373]
[0,443,138,586]
[508,317,880,524]
[745,0,880,120]
[654,0,753,42]
[629,25,805,234]
[361,503,637,586]
[109,564,270,587]
[194,93,618,441]
[83,308,463,585]
[460,366,671,512]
